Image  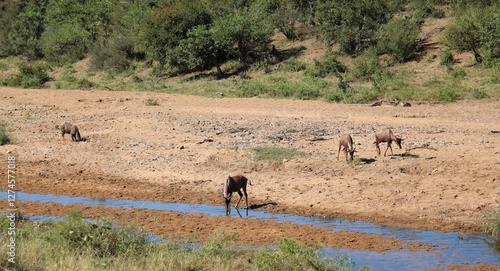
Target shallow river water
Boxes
[7,191,500,270]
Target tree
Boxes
[445,5,500,64]
[8,3,46,59]
[0,0,24,57]
[141,0,212,66]
[211,10,273,64]
[165,9,273,75]
[168,25,229,75]
[315,0,391,55]
[378,15,423,63]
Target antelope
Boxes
[337,134,356,162]
[375,128,403,156]
[55,122,82,142]
[223,175,252,215]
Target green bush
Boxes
[481,206,500,236]
[411,0,445,19]
[146,99,160,106]
[470,88,489,99]
[0,61,7,71]
[445,5,500,64]
[254,237,362,271]
[439,49,454,67]
[480,204,500,254]
[281,58,308,72]
[315,0,392,55]
[7,3,45,60]
[41,23,90,65]
[78,78,94,89]
[378,15,423,63]
[351,50,391,83]
[90,37,135,73]
[427,87,461,102]
[449,66,466,79]
[0,123,10,146]
[2,62,52,88]
[303,54,347,78]
[53,210,148,257]
[0,213,363,270]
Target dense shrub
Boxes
[445,5,500,64]
[0,122,10,146]
[280,58,308,72]
[351,49,392,85]
[303,53,347,78]
[378,15,424,63]
[90,36,135,72]
[315,0,392,55]
[254,237,359,270]
[54,210,148,257]
[7,3,45,60]
[427,87,462,102]
[41,23,90,65]
[2,62,52,88]
[439,49,455,67]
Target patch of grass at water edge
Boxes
[0,212,365,270]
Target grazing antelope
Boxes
[337,134,355,162]
[375,128,403,156]
[55,122,82,142]
[223,175,252,215]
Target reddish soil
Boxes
[1,87,499,268]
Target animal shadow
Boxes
[359,158,376,164]
[249,202,278,210]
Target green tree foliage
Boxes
[45,0,114,42]
[378,15,424,63]
[315,0,392,55]
[164,6,273,75]
[42,0,116,64]
[211,10,273,64]
[445,5,500,64]
[2,62,52,88]
[142,0,212,67]
[256,0,308,40]
[8,2,46,60]
[41,23,90,65]
[0,0,24,57]
[90,35,135,72]
[168,25,228,75]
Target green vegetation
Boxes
[1,62,51,88]
[0,122,10,145]
[480,206,500,237]
[0,0,498,103]
[0,212,364,270]
[480,205,500,250]
[146,99,160,106]
[248,146,304,161]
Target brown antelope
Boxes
[337,134,355,162]
[375,128,403,156]
[223,175,252,215]
[55,122,82,142]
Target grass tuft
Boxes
[249,146,304,161]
